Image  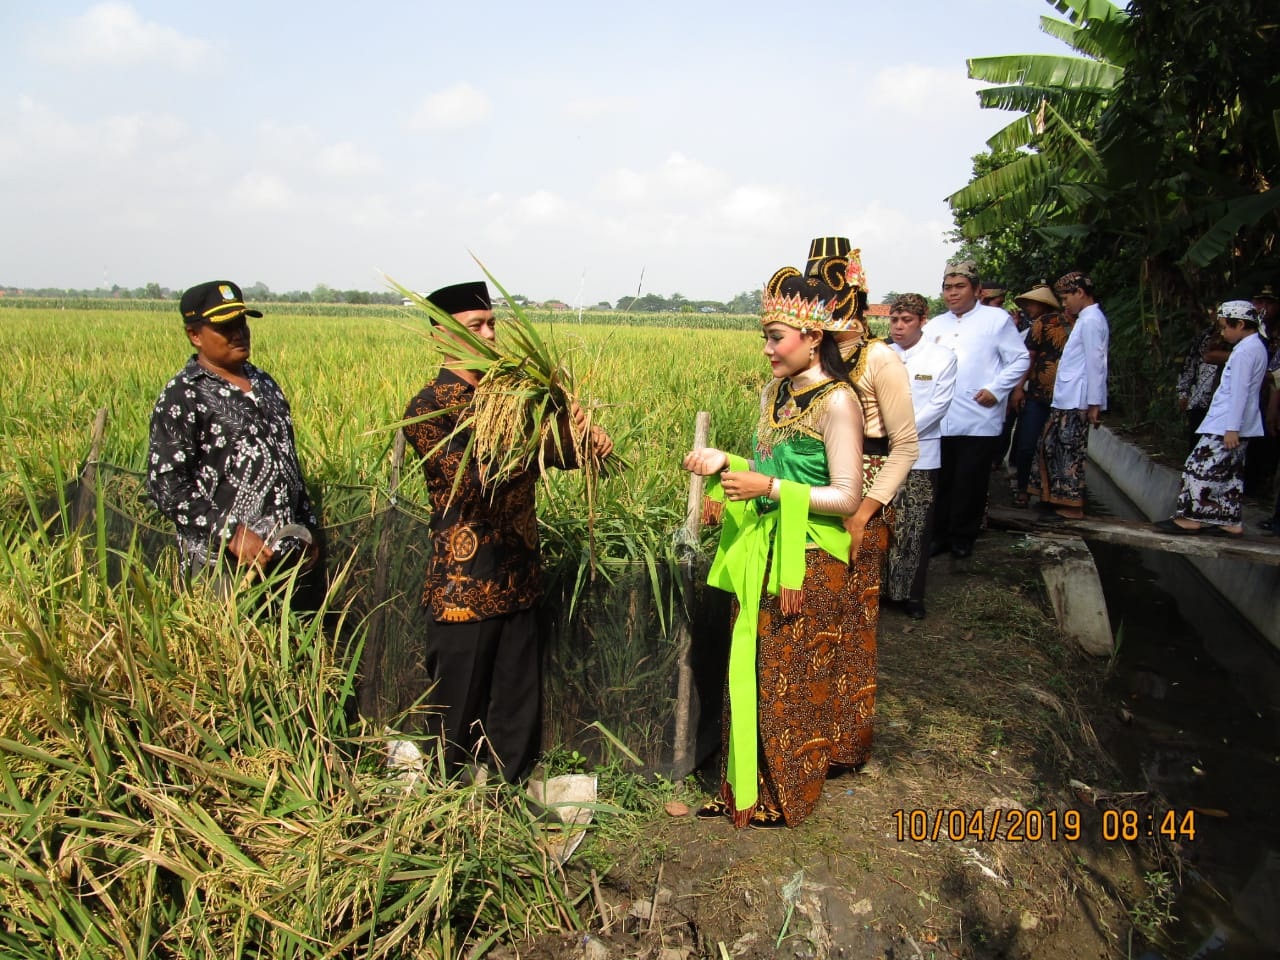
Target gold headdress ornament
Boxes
[763,266,860,332]
[803,237,869,333]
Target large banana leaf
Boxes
[1183,188,1280,268]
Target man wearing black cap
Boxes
[402,281,611,784]
[147,281,320,583]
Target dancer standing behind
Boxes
[800,238,916,774]
[683,265,864,828]
[883,294,957,620]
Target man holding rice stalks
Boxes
[147,281,322,598]
[402,280,613,784]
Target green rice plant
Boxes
[387,270,630,490]
[0,478,586,959]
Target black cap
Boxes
[180,281,263,325]
[426,281,491,315]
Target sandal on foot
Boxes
[696,799,727,819]
[1012,491,1029,507]
[1153,517,1203,535]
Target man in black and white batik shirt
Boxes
[148,281,320,588]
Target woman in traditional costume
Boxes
[683,266,865,827]
[802,239,914,774]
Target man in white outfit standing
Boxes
[884,294,957,619]
[927,260,1029,557]
[1037,270,1109,521]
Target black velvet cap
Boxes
[180,281,263,325]
[426,281,492,315]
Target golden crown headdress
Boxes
[762,265,860,332]
[761,288,836,331]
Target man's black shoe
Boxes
[950,541,973,559]
[929,540,951,558]
[904,600,926,620]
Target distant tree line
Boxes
[0,283,768,313]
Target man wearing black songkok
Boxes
[402,281,611,783]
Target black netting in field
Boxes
[71,454,726,778]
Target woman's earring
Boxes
[808,342,817,364]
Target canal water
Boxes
[1085,464,1280,959]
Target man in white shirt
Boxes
[927,260,1030,558]
[1038,271,1109,520]
[1160,300,1269,537]
[884,294,957,618]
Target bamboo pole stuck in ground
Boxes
[74,407,109,530]
[671,411,710,777]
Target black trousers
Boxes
[424,608,541,783]
[935,436,999,547]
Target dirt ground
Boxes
[494,496,1180,959]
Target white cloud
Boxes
[407,83,492,131]
[516,190,566,222]
[230,172,294,211]
[722,185,785,224]
[659,152,724,196]
[598,167,649,204]
[561,95,642,121]
[866,64,981,119]
[316,141,381,177]
[32,3,210,69]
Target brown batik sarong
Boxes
[1039,408,1090,508]
[819,449,888,774]
[720,547,864,826]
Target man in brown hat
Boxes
[402,280,612,784]
[1008,284,1068,506]
[147,281,321,588]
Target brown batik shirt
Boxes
[1024,312,1071,404]
[404,367,544,623]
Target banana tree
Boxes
[947,0,1130,240]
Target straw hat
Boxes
[1014,284,1060,312]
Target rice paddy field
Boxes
[0,298,778,958]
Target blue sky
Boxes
[0,1,1073,304]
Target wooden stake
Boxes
[671,411,710,778]
[74,407,108,530]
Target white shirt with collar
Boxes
[889,337,957,470]
[1052,302,1109,411]
[1197,331,1267,437]
[927,303,1030,437]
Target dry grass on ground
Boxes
[500,536,1178,960]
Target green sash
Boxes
[704,454,849,812]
